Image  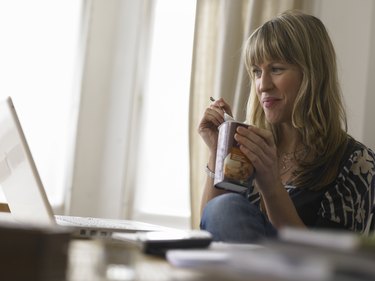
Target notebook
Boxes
[0,96,172,237]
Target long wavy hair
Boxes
[244,10,348,190]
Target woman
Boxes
[198,10,375,242]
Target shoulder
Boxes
[341,137,375,180]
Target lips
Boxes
[262,97,281,108]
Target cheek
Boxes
[255,80,261,91]
[256,91,262,103]
[283,77,301,98]
[254,81,261,97]
[290,72,303,93]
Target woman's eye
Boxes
[252,68,261,77]
[271,67,284,73]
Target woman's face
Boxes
[251,61,302,125]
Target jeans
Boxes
[200,193,277,243]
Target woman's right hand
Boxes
[198,98,233,153]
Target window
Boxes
[0,1,82,207]
[132,0,197,229]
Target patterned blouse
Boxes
[247,137,375,233]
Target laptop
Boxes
[0,96,172,238]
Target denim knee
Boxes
[200,193,277,243]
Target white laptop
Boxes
[0,96,172,238]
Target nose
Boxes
[258,72,273,92]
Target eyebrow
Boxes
[251,61,289,68]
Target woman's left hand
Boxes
[234,126,280,195]
[235,125,306,228]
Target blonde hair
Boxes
[244,10,348,190]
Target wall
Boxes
[313,0,375,150]
[363,2,375,150]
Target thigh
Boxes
[200,193,277,243]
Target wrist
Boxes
[207,154,216,170]
[260,182,285,200]
[205,165,215,179]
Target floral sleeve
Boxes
[319,145,375,233]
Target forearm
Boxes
[262,184,306,229]
[200,154,228,215]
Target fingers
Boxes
[234,126,277,168]
[204,106,225,127]
[198,105,224,136]
[210,97,233,118]
[203,98,232,125]
[234,125,281,194]
[198,97,235,136]
[237,125,275,148]
[198,99,231,152]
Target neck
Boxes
[277,124,303,153]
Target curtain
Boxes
[188,0,310,228]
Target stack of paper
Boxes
[166,229,375,281]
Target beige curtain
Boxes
[189,0,311,228]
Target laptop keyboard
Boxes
[56,215,135,229]
[55,215,171,237]
[55,215,153,238]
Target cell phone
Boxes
[113,230,213,256]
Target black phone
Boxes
[137,230,213,255]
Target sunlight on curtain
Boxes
[0,1,82,207]
[133,0,196,221]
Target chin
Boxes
[264,115,280,124]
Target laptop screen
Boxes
[0,97,56,226]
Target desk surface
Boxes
[67,236,375,281]
[0,212,256,280]
[67,239,274,281]
[67,239,214,281]
[1,212,372,281]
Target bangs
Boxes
[246,20,296,74]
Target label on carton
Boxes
[214,121,254,193]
